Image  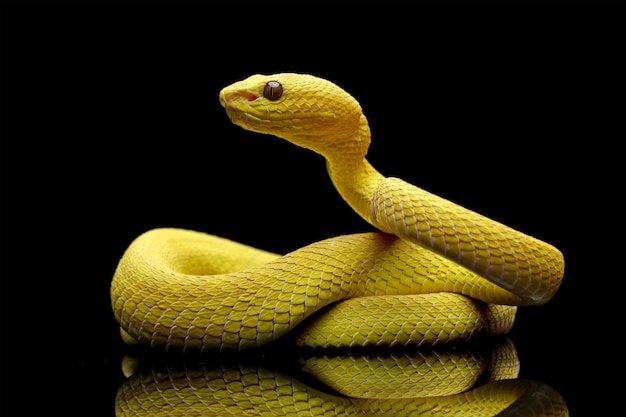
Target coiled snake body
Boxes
[111,73,565,353]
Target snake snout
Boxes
[219,91,227,108]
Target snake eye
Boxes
[263,81,283,100]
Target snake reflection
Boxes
[115,338,568,416]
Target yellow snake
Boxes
[110,72,567,415]
[111,73,564,353]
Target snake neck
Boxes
[323,116,385,226]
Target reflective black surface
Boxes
[1,2,624,416]
[112,339,568,416]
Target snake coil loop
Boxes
[111,73,566,413]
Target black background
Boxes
[1,2,624,416]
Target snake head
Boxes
[219,73,366,157]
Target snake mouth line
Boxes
[221,92,333,124]
[225,107,334,133]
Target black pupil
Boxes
[264,81,283,100]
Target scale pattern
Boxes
[296,339,520,399]
[291,293,516,349]
[372,177,564,305]
[115,359,567,417]
[111,229,522,352]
